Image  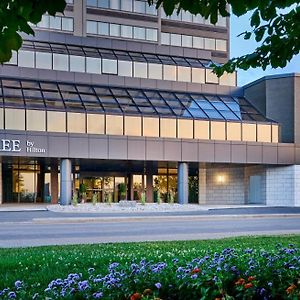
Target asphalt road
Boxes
[0,209,300,248]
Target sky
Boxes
[230,13,300,86]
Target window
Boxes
[53,53,69,71]
[26,110,46,131]
[143,117,159,137]
[160,118,176,138]
[67,112,86,133]
[134,27,146,40]
[177,66,191,82]
[121,0,132,11]
[121,25,133,38]
[192,36,204,49]
[38,15,49,28]
[98,0,109,8]
[110,0,120,9]
[18,51,35,68]
[70,55,85,72]
[216,39,227,51]
[272,124,279,143]
[87,20,97,34]
[194,120,209,139]
[110,23,120,36]
[163,65,176,81]
[87,114,105,134]
[219,72,236,86]
[206,70,219,84]
[242,123,256,142]
[227,122,241,141]
[47,111,66,132]
[125,116,141,136]
[133,62,147,78]
[118,60,133,77]
[87,0,97,6]
[182,35,192,48]
[98,22,109,35]
[5,109,25,130]
[178,119,193,138]
[211,121,226,140]
[204,38,215,50]
[192,68,205,84]
[170,34,181,46]
[257,124,271,142]
[62,17,73,31]
[146,28,157,41]
[161,32,170,45]
[49,16,61,30]
[86,57,101,74]
[134,0,145,13]
[148,63,162,80]
[106,114,123,135]
[36,52,52,69]
[102,59,117,74]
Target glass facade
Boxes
[0,78,278,142]
[7,41,236,87]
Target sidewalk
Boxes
[0,203,268,213]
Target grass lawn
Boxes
[0,235,299,299]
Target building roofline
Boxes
[243,73,300,89]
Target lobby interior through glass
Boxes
[2,158,199,204]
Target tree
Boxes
[150,0,300,76]
[0,0,66,63]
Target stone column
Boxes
[146,172,153,203]
[198,163,206,204]
[178,162,189,204]
[60,159,72,205]
[50,162,59,204]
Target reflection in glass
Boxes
[86,20,97,34]
[134,26,146,40]
[110,23,120,36]
[87,114,105,134]
[146,28,157,41]
[27,110,46,131]
[206,70,219,84]
[170,33,181,46]
[47,111,66,132]
[98,22,109,35]
[121,25,133,38]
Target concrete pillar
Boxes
[60,159,72,205]
[50,162,59,204]
[0,162,2,205]
[198,164,206,204]
[178,162,189,204]
[146,172,153,203]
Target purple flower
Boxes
[14,280,23,289]
[8,292,16,299]
[93,292,103,299]
[155,282,162,289]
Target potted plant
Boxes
[119,183,126,200]
[79,182,87,203]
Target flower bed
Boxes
[1,244,299,299]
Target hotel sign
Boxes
[0,139,46,153]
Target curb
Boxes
[32,213,300,224]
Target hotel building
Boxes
[0,0,299,206]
